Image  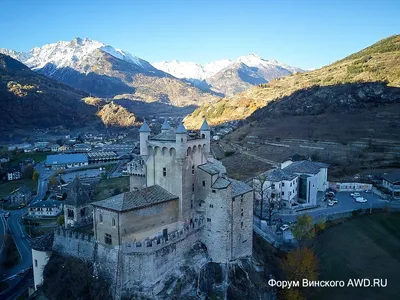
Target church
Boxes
[36,120,254,296]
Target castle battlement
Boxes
[55,227,94,242]
[122,219,204,254]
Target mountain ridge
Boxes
[0,38,220,106]
[184,35,400,128]
[153,54,303,96]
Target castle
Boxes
[35,120,253,297]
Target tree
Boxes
[279,247,318,300]
[32,170,40,182]
[23,164,34,179]
[57,215,65,226]
[254,175,281,224]
[292,214,315,243]
[314,220,326,235]
[48,176,57,189]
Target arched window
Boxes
[67,209,74,218]
[99,214,103,223]
[202,133,205,139]
[112,218,116,227]
[80,208,86,217]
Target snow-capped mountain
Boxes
[0,38,219,105]
[153,59,232,80]
[1,37,155,72]
[153,54,303,96]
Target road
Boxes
[280,191,400,223]
[0,162,50,298]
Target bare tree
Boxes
[254,175,282,224]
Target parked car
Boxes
[330,198,339,204]
[279,224,290,231]
[351,192,361,198]
[328,201,334,207]
[355,197,367,203]
[4,212,10,218]
[326,191,335,197]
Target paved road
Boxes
[4,209,32,278]
[280,191,399,223]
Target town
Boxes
[0,116,399,298]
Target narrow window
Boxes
[202,180,205,187]
[199,203,202,207]
[181,138,183,142]
[282,182,285,187]
[241,222,243,228]
[112,218,116,227]
[99,214,103,223]
[282,191,284,196]
[210,204,213,208]
[207,218,211,222]
[105,233,112,245]
[241,195,244,202]
[192,183,195,192]
[212,190,216,193]
[163,167,166,177]
[35,259,38,267]
[192,165,195,174]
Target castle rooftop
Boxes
[92,185,178,212]
[139,121,151,133]
[229,178,253,197]
[198,162,226,175]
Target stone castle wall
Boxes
[52,221,205,297]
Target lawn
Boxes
[312,213,400,300]
[9,152,47,164]
[0,178,37,199]
[92,176,129,201]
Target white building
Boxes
[382,171,400,199]
[28,200,63,217]
[7,170,21,181]
[255,160,329,209]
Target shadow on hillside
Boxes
[37,63,136,97]
[250,81,400,120]
[114,99,198,117]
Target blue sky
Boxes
[0,0,399,69]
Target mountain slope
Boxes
[0,53,98,131]
[0,38,219,106]
[185,35,400,128]
[154,54,303,96]
[0,54,140,132]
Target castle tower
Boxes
[161,119,171,133]
[200,119,211,155]
[139,121,151,156]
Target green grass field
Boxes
[92,176,129,201]
[313,213,400,300]
[0,178,37,199]
[10,152,47,164]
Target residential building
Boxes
[382,171,400,199]
[28,200,63,217]
[7,170,22,181]
[6,186,32,205]
[254,160,329,209]
[73,143,91,152]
